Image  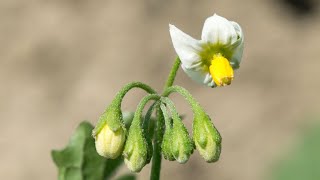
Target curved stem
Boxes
[150,57,181,180]
[131,94,161,127]
[163,85,201,111]
[143,102,158,132]
[94,82,157,133]
[160,97,180,122]
[160,103,172,130]
[113,82,157,106]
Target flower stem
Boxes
[132,94,161,126]
[163,57,181,91]
[114,82,157,105]
[150,109,164,180]
[150,57,181,180]
[163,85,201,111]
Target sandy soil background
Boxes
[1,0,320,179]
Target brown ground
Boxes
[1,0,320,179]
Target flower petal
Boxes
[201,14,238,45]
[229,21,244,69]
[181,64,216,87]
[169,24,203,69]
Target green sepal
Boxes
[94,111,134,135]
[92,101,123,138]
[51,121,123,180]
[161,128,175,161]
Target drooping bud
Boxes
[162,123,194,163]
[160,99,193,163]
[92,102,126,159]
[170,118,194,163]
[122,94,160,172]
[95,123,126,159]
[193,109,221,162]
[123,123,149,172]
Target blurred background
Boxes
[1,0,320,179]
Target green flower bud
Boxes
[123,123,149,172]
[160,101,194,163]
[94,123,126,159]
[193,110,221,162]
[170,119,194,163]
[122,94,159,172]
[161,121,194,163]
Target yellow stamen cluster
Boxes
[209,54,234,86]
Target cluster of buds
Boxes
[92,84,222,172]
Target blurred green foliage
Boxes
[270,122,320,180]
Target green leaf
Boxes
[270,122,320,180]
[115,174,136,180]
[104,157,123,179]
[51,121,123,180]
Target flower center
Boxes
[209,54,234,86]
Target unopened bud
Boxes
[161,118,194,163]
[93,102,126,159]
[193,110,221,162]
[171,119,194,163]
[94,123,126,159]
[123,124,149,172]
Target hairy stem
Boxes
[163,57,181,91]
[114,82,157,105]
[163,85,201,111]
[150,57,181,180]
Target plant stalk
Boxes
[150,57,181,180]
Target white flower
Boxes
[169,14,244,87]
